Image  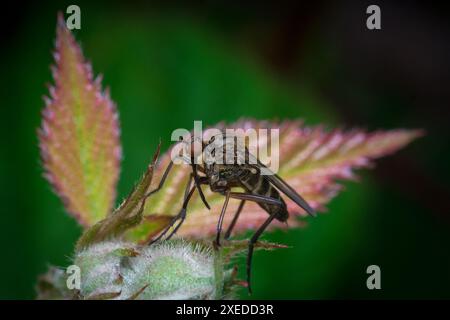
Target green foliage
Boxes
[2,3,446,300]
[35,13,422,300]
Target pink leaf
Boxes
[38,14,121,226]
[128,119,423,242]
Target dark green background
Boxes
[1,1,449,299]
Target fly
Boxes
[145,132,315,293]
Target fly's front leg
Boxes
[144,150,196,199]
[179,137,210,210]
[144,160,174,199]
[228,192,286,294]
[192,163,211,210]
[165,175,210,241]
[149,173,193,244]
[164,185,196,240]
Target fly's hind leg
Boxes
[228,192,286,294]
[224,200,246,240]
[214,190,231,247]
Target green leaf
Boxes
[38,14,121,226]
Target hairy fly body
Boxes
[145,132,315,293]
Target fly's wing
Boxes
[263,171,316,216]
[247,151,316,217]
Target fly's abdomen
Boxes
[241,174,289,222]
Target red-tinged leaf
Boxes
[220,240,290,260]
[133,119,423,241]
[39,14,121,226]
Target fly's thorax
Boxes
[203,132,251,167]
[240,171,266,194]
[205,163,256,191]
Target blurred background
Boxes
[1,0,449,299]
